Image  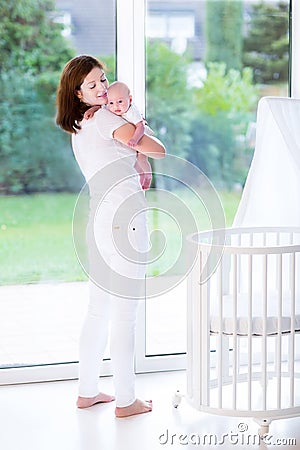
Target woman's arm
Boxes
[113,123,166,159]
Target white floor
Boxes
[1,370,300,450]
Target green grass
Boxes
[0,190,241,285]
[0,193,86,285]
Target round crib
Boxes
[176,227,300,435]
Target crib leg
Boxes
[254,418,271,436]
[172,390,184,408]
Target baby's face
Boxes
[107,86,131,116]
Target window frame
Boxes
[0,0,297,385]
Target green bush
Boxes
[186,63,258,188]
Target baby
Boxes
[84,81,153,190]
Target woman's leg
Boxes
[110,295,138,407]
[77,208,115,404]
[109,215,152,416]
[110,294,152,417]
[77,280,113,405]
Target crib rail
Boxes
[187,227,300,424]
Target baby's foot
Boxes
[115,399,153,418]
[77,392,115,409]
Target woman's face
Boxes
[76,67,109,106]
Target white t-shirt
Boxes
[71,107,146,211]
[122,103,153,136]
[122,103,143,125]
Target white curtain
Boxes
[234,97,300,227]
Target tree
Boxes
[0,70,83,194]
[194,63,258,115]
[243,1,289,84]
[0,0,73,75]
[0,0,79,194]
[146,41,192,159]
[188,63,259,187]
[205,0,243,71]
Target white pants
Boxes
[78,204,148,407]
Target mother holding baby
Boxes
[56,55,165,417]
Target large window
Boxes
[0,0,295,383]
[141,0,291,368]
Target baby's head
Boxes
[107,81,132,116]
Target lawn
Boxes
[0,193,85,285]
[0,190,241,285]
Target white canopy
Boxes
[234,96,300,227]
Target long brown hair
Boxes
[56,55,105,134]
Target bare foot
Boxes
[77,392,115,409]
[115,399,153,418]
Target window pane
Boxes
[147,15,167,37]
[0,0,116,370]
[168,15,194,38]
[145,0,290,357]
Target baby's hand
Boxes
[84,105,101,120]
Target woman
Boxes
[56,55,165,417]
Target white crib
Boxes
[175,226,300,435]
